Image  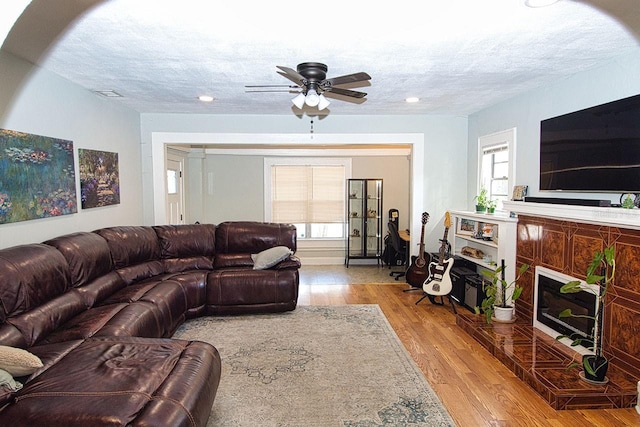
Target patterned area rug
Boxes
[173,305,455,426]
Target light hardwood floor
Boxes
[297,267,640,427]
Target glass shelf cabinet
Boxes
[345,179,383,267]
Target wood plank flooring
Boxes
[297,282,640,426]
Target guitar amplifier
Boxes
[464,274,485,310]
[450,266,477,307]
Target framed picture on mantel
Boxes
[512,185,528,201]
[456,218,477,236]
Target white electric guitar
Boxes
[422,212,454,297]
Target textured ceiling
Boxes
[2,0,639,116]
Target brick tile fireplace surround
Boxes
[457,201,640,410]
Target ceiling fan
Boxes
[245,62,371,110]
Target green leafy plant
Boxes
[621,194,634,209]
[556,245,615,378]
[474,187,489,211]
[475,262,529,323]
[486,199,497,213]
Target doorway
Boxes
[166,154,185,224]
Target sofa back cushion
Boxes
[44,232,114,288]
[0,244,86,347]
[94,226,160,269]
[0,244,71,322]
[153,224,216,272]
[94,226,163,284]
[215,222,297,254]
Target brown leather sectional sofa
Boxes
[0,221,300,426]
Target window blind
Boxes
[271,165,345,224]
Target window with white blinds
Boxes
[271,165,346,224]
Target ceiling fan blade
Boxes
[245,85,299,89]
[276,66,306,85]
[324,72,371,87]
[324,87,367,98]
[245,89,301,93]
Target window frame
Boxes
[478,128,516,209]
[264,157,352,240]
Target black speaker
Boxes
[523,196,611,207]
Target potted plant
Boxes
[474,187,488,213]
[476,261,529,323]
[557,245,615,384]
[486,199,497,214]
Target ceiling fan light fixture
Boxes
[292,92,306,109]
[198,95,214,102]
[305,89,320,107]
[405,97,420,103]
[318,94,330,110]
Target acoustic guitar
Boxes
[422,212,454,297]
[405,212,431,289]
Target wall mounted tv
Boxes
[539,93,640,193]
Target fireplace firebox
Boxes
[534,266,598,354]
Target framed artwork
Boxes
[0,128,77,224]
[456,218,477,236]
[79,149,120,209]
[512,185,528,201]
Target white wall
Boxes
[140,114,469,254]
[0,51,142,248]
[468,49,640,207]
[352,156,410,229]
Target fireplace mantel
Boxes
[503,200,640,230]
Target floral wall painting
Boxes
[79,149,120,209]
[0,129,77,224]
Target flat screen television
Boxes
[539,93,640,192]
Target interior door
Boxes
[166,156,185,224]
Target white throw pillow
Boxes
[0,345,43,376]
[251,246,293,270]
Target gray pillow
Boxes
[251,246,293,270]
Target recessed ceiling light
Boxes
[524,0,560,8]
[198,95,214,102]
[95,90,122,97]
[405,97,420,103]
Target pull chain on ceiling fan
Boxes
[246,62,371,111]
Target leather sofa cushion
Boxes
[207,269,299,308]
[3,337,221,427]
[0,244,71,321]
[154,224,216,273]
[215,221,297,254]
[99,279,189,337]
[111,260,164,286]
[153,224,216,259]
[95,226,160,269]
[7,291,86,347]
[40,304,129,344]
[44,232,113,287]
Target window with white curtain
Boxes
[265,158,350,240]
[478,128,516,209]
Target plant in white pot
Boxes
[476,261,529,323]
[556,245,615,384]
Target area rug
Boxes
[173,305,455,426]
